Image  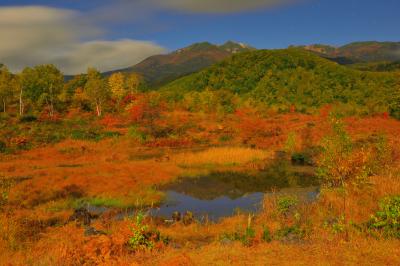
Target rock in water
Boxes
[172,211,181,222]
[183,211,194,225]
[68,208,96,227]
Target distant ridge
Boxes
[104,41,255,88]
[297,41,400,63]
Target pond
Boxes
[149,160,319,222]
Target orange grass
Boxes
[1,113,400,265]
[171,147,272,167]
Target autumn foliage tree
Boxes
[37,65,64,116]
[316,116,391,238]
[126,73,142,95]
[108,72,126,103]
[85,68,110,117]
[0,66,14,113]
[19,64,64,116]
[63,74,88,107]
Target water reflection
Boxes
[151,160,319,221]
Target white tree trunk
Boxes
[19,88,24,115]
[49,84,54,117]
[96,102,101,117]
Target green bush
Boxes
[291,152,312,165]
[0,140,6,153]
[368,195,400,238]
[70,129,106,141]
[128,212,169,251]
[219,135,232,143]
[277,196,298,215]
[102,131,121,138]
[19,115,37,123]
[275,225,305,240]
[128,126,148,143]
[220,227,256,246]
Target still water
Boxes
[149,161,319,221]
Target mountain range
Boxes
[298,41,400,64]
[103,41,399,88]
[105,41,255,87]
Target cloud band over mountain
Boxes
[0,1,299,74]
[0,6,165,74]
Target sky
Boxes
[0,0,399,74]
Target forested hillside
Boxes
[161,49,399,116]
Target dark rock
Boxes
[84,226,106,237]
[68,208,97,227]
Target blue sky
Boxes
[0,0,399,73]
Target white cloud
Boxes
[0,6,166,74]
[51,40,166,74]
[0,1,300,74]
[151,0,297,14]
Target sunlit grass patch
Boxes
[44,198,76,212]
[71,187,166,209]
[81,197,124,208]
[172,147,272,168]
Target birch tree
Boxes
[85,68,109,116]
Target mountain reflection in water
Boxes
[150,161,319,221]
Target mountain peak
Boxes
[177,42,216,53]
[105,40,257,87]
[220,41,255,53]
[173,41,254,55]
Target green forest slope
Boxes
[161,49,399,114]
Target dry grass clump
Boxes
[172,147,272,167]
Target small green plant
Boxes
[220,215,256,246]
[128,126,148,143]
[220,227,256,247]
[323,216,346,234]
[128,212,154,250]
[127,212,169,251]
[275,225,305,241]
[277,196,298,215]
[219,135,232,143]
[262,226,272,243]
[368,195,400,238]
